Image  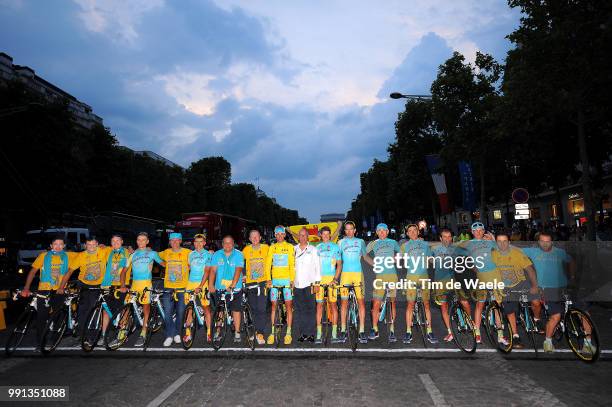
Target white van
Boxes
[17,228,90,269]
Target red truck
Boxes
[174,212,255,249]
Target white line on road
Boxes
[146,373,193,407]
[11,346,612,354]
[419,374,450,407]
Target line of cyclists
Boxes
[6,220,600,362]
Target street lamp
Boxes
[389,92,432,100]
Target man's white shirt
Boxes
[294,243,321,289]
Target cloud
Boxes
[0,1,519,222]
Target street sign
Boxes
[514,203,529,210]
[514,214,529,220]
[515,209,530,215]
[512,188,530,204]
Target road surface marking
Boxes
[418,374,449,407]
[146,373,193,407]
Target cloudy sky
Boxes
[0,0,520,222]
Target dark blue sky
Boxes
[0,0,520,222]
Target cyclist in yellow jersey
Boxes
[242,229,269,345]
[491,232,539,349]
[264,226,295,345]
[158,233,192,347]
[99,234,130,345]
[21,235,78,347]
[58,237,110,339]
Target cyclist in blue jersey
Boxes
[338,221,373,344]
[401,224,437,344]
[523,231,577,352]
[457,222,496,344]
[431,229,471,342]
[209,236,245,343]
[367,223,400,342]
[314,226,342,344]
[120,232,165,346]
[184,234,213,343]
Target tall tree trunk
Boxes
[577,110,596,240]
[555,186,565,226]
[479,159,487,225]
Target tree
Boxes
[504,0,612,239]
[431,52,504,225]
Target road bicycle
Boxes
[40,288,80,355]
[542,291,600,363]
[5,290,49,355]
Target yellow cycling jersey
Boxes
[242,243,269,283]
[491,247,533,288]
[264,241,295,282]
[31,251,78,290]
[158,248,191,289]
[73,248,109,286]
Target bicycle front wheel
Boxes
[243,303,256,351]
[105,304,133,351]
[181,304,196,350]
[5,309,34,356]
[274,304,284,349]
[519,308,538,356]
[81,305,103,352]
[416,303,427,348]
[212,306,227,351]
[348,300,358,352]
[144,306,160,351]
[450,303,476,354]
[485,303,512,353]
[41,308,67,355]
[565,308,600,363]
[321,300,330,346]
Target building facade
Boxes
[0,52,103,129]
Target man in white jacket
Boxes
[294,228,321,342]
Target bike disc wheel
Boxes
[41,308,67,355]
[565,308,600,363]
[181,304,196,350]
[105,305,133,351]
[5,310,34,356]
[81,305,103,352]
[450,303,476,354]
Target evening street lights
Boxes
[389,92,432,100]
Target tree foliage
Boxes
[0,81,305,232]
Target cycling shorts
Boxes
[433,278,453,303]
[185,281,210,307]
[373,273,397,300]
[340,272,364,300]
[405,273,430,302]
[474,270,503,303]
[270,278,292,302]
[315,276,337,303]
[131,280,152,305]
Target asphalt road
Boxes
[1,301,611,406]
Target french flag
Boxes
[425,154,450,214]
